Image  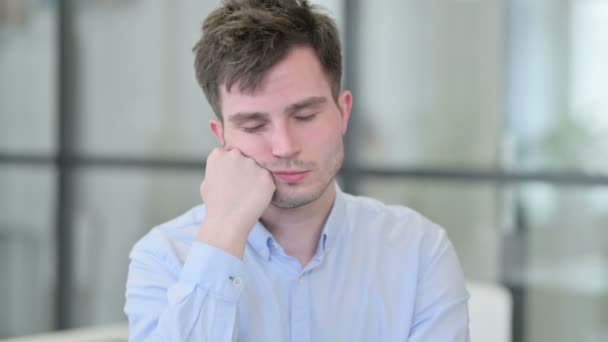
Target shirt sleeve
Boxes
[408,227,471,342]
[124,237,244,342]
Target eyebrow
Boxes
[285,96,327,114]
[227,96,328,124]
[228,111,268,124]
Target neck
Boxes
[261,181,337,267]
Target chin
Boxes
[271,190,316,209]
[271,180,332,209]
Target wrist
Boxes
[196,216,250,260]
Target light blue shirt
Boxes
[125,188,470,341]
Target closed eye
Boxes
[242,124,266,133]
[294,113,318,122]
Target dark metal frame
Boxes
[56,0,76,329]
[3,153,607,186]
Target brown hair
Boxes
[193,0,342,119]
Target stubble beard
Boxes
[269,140,344,209]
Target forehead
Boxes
[219,46,334,118]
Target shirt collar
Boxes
[248,222,274,261]
[247,184,348,261]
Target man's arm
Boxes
[125,238,243,341]
[408,227,470,342]
[124,148,275,341]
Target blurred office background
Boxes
[1,0,607,341]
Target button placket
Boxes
[291,273,311,342]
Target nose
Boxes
[271,122,301,159]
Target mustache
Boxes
[259,159,315,170]
[222,145,315,170]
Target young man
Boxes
[124,1,470,341]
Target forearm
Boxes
[125,242,244,342]
[196,216,250,260]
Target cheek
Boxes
[306,120,342,147]
[225,132,271,160]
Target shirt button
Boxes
[298,277,304,284]
[231,277,242,288]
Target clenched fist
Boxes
[196,147,276,259]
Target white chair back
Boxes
[467,281,513,342]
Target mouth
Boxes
[272,170,310,183]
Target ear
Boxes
[209,118,225,145]
[337,90,352,134]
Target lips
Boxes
[272,170,310,183]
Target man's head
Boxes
[193,0,343,119]
[194,0,351,209]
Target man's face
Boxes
[210,46,352,209]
